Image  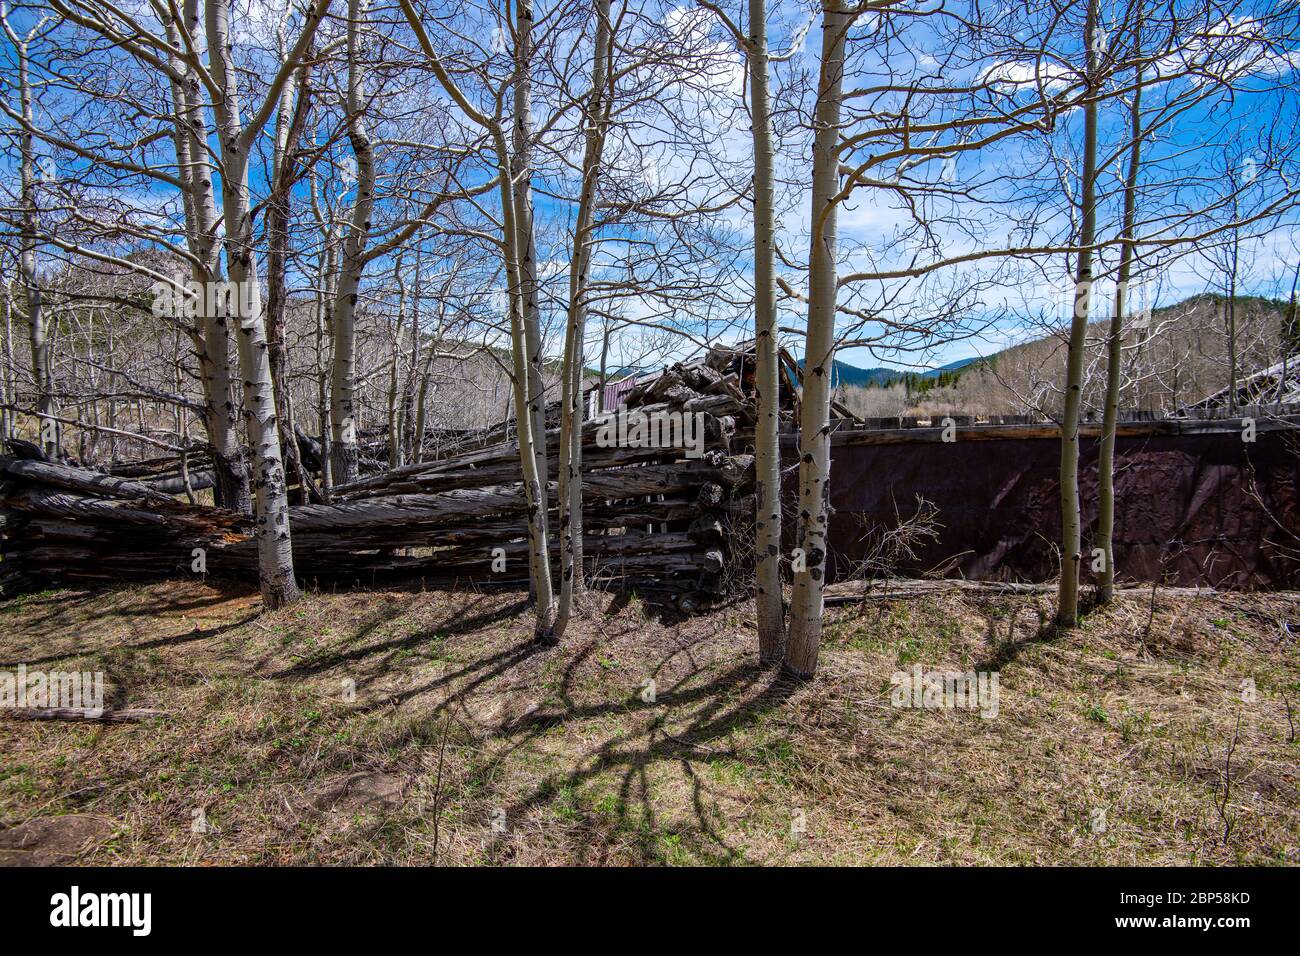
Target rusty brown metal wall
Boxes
[817,429,1300,588]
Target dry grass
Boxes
[1,579,1297,865]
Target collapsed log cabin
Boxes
[4,338,1299,607]
[0,346,772,609]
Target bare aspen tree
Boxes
[1054,0,1298,618]
[784,0,848,679]
[265,26,316,502]
[697,0,792,662]
[513,0,550,522]
[748,0,785,663]
[555,0,614,638]
[325,0,488,485]
[169,0,250,512]
[204,0,332,606]
[772,0,1134,672]
[0,277,12,440]
[412,264,458,464]
[1097,16,1143,606]
[388,253,407,469]
[1057,0,1101,628]
[1,4,57,457]
[309,165,339,496]
[400,243,423,463]
[27,0,254,509]
[330,0,376,485]
[398,0,556,640]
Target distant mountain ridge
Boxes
[795,355,981,388]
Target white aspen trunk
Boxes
[513,0,549,550]
[329,0,374,486]
[330,270,361,483]
[555,0,613,638]
[388,255,406,469]
[402,245,422,463]
[266,53,312,501]
[106,317,117,460]
[750,0,785,663]
[321,237,339,496]
[784,1,847,679]
[171,0,250,513]
[413,272,452,465]
[1227,242,1238,412]
[496,129,557,641]
[1057,0,1100,628]
[1,279,12,440]
[205,0,313,608]
[10,32,56,457]
[1098,28,1142,605]
[311,172,337,497]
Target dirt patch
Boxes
[312,773,404,814]
[0,814,115,866]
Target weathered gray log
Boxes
[3,488,243,533]
[711,453,753,487]
[289,485,529,531]
[106,449,213,478]
[822,578,1057,604]
[344,443,687,499]
[288,497,706,552]
[3,437,50,461]
[0,457,174,502]
[146,470,216,494]
[332,394,742,498]
[0,412,753,603]
[299,543,709,580]
[3,707,166,722]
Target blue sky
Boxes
[3,0,1299,377]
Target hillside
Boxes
[836,294,1293,420]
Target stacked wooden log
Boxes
[0,367,757,608]
[324,369,755,602]
[0,453,254,593]
[104,449,217,496]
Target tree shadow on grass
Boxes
[349,635,548,715]
[268,594,531,680]
[0,580,254,634]
[430,654,801,865]
[1,613,261,671]
[972,589,1102,672]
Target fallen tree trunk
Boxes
[3,707,167,722]
[1,457,174,502]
